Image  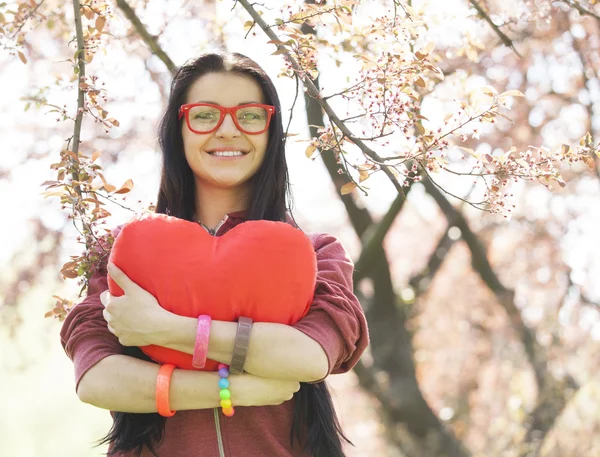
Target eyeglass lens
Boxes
[188,106,268,133]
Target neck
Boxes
[194,183,249,229]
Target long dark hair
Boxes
[98,53,350,457]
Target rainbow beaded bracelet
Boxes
[217,363,235,417]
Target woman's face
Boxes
[181,72,269,191]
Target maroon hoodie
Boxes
[60,212,369,456]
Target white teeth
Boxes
[210,150,245,157]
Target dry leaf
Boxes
[95,16,106,33]
[583,156,596,170]
[340,182,357,195]
[18,51,27,64]
[499,89,525,98]
[114,178,134,194]
[305,145,317,158]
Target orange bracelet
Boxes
[156,364,176,417]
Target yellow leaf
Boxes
[41,190,67,198]
[114,178,134,194]
[415,77,426,88]
[91,150,102,163]
[18,51,27,64]
[359,170,369,182]
[481,85,497,97]
[340,182,357,195]
[95,16,106,33]
[305,145,317,158]
[583,156,596,170]
[499,90,525,98]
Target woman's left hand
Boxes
[100,262,173,347]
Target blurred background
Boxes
[1,0,599,456]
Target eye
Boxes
[238,109,267,122]
[194,112,217,120]
[240,113,260,120]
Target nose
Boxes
[215,113,240,138]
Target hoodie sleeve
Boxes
[292,233,369,379]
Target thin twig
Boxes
[284,74,300,148]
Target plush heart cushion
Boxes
[107,212,317,371]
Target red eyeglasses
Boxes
[178,103,276,135]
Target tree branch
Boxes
[420,175,545,384]
[468,0,522,58]
[561,0,600,22]
[115,0,176,73]
[353,190,410,283]
[71,0,86,168]
[298,11,470,456]
[236,0,406,196]
[408,226,456,296]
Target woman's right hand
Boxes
[230,373,301,407]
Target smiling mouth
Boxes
[206,150,250,158]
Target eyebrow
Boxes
[192,101,261,106]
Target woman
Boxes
[60,52,369,457]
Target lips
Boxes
[205,148,249,157]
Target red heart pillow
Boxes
[107,212,317,371]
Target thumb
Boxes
[107,262,131,294]
[99,290,110,306]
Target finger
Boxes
[106,323,117,336]
[107,262,132,294]
[100,290,110,306]
[102,308,111,325]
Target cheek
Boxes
[256,134,269,158]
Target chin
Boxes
[212,177,250,188]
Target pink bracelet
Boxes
[192,315,211,369]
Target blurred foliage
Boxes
[0,0,599,456]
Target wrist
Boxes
[156,313,196,350]
[207,320,237,360]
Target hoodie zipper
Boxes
[199,215,229,236]
[200,216,228,457]
[214,408,225,457]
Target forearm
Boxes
[77,353,300,412]
[162,315,328,382]
[77,354,222,412]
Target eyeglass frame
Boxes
[178,103,276,135]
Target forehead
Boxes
[185,72,265,105]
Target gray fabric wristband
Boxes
[229,317,253,374]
